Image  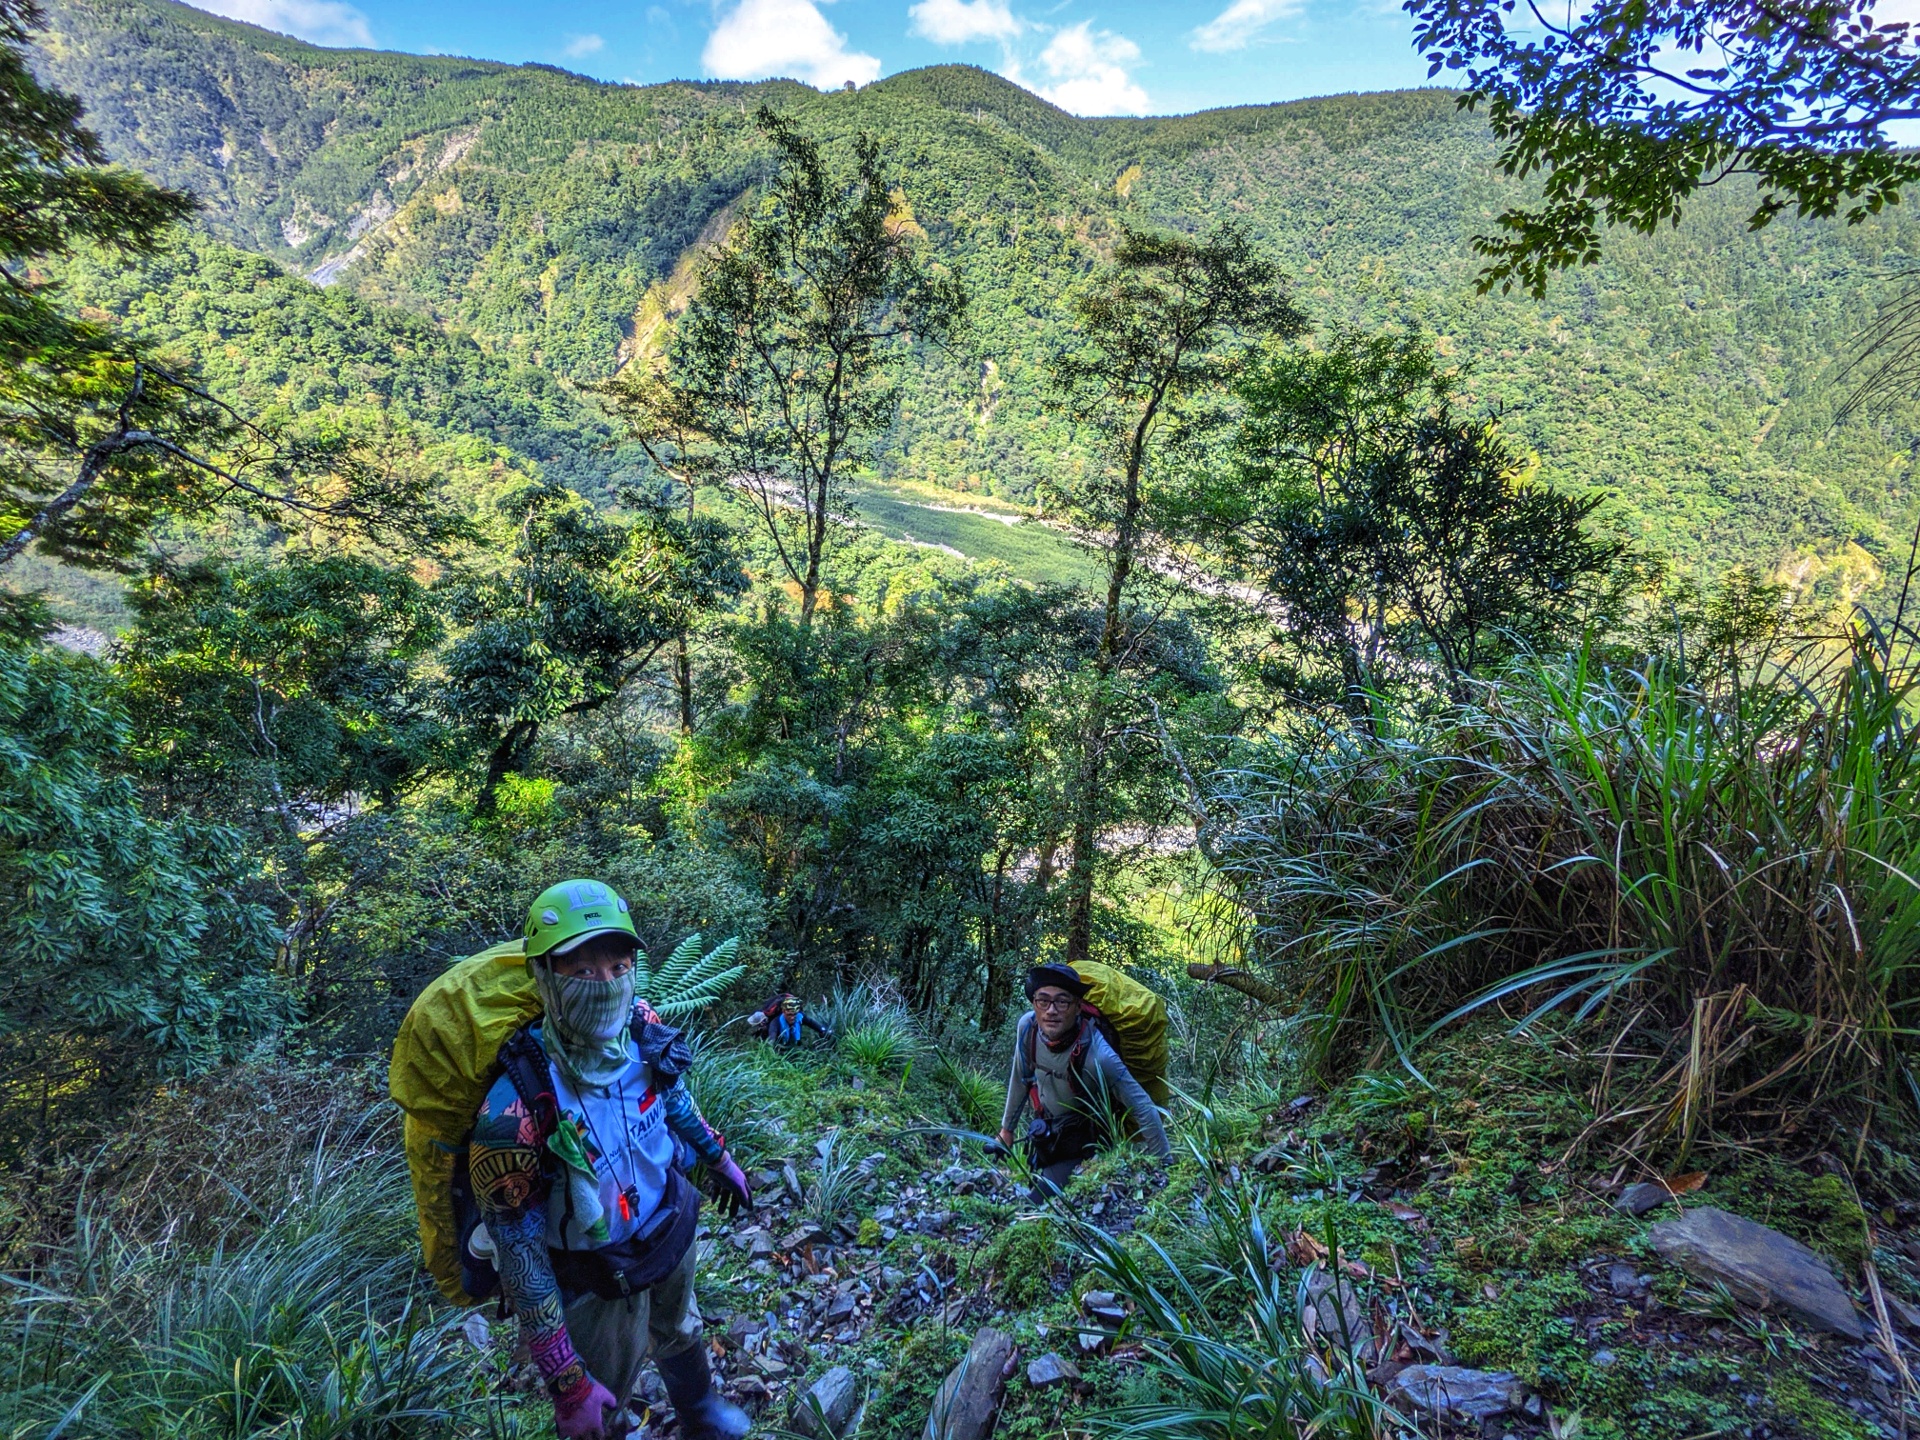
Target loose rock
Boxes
[1026,1352,1080,1389]
[923,1328,1016,1440]
[1648,1206,1865,1339]
[1388,1365,1525,1422]
[1303,1272,1365,1342]
[1617,1181,1678,1217]
[792,1365,861,1440]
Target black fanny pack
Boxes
[549,1166,701,1301]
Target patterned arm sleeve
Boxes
[662,1083,728,1165]
[470,1079,594,1404]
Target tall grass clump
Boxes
[818,983,922,1074]
[1061,1184,1391,1440]
[1210,627,1920,1152]
[0,1107,481,1437]
[684,1035,783,1158]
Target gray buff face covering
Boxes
[533,962,636,1089]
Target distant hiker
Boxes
[998,962,1171,1196]
[466,881,754,1440]
[750,993,832,1048]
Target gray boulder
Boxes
[1648,1206,1864,1339]
[792,1365,862,1440]
[923,1327,1017,1440]
[1389,1365,1525,1422]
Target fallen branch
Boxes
[1186,963,1289,1009]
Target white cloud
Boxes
[563,32,605,57]
[1190,0,1301,51]
[702,0,881,89]
[909,0,1021,45]
[1035,21,1149,115]
[196,0,372,46]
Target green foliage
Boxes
[1448,1270,1590,1386]
[119,554,444,811]
[0,1104,481,1438]
[1406,0,1920,296]
[1211,624,1920,1147]
[933,1050,1002,1130]
[682,1037,782,1160]
[1061,1185,1391,1440]
[1222,326,1624,706]
[439,479,743,806]
[0,636,287,1074]
[643,932,745,1020]
[980,1217,1057,1307]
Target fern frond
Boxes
[645,935,744,1019]
[649,932,707,993]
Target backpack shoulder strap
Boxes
[1069,1010,1121,1090]
[497,1025,560,1146]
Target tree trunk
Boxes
[479,719,539,813]
[675,633,694,734]
[1064,402,1154,963]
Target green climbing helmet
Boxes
[524,878,639,959]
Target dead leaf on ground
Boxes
[1287,1229,1329,1267]
[1380,1199,1428,1230]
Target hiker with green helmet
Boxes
[467,879,753,1440]
[998,963,1170,1197]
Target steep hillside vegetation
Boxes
[32,0,1920,590]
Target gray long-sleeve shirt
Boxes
[1001,1012,1171,1160]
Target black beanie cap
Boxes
[1024,963,1089,1000]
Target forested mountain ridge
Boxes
[32,0,1920,591]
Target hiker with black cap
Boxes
[997,962,1171,1196]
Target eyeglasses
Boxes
[1032,994,1078,1013]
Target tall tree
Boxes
[1046,223,1304,963]
[610,107,965,625]
[1225,329,1624,707]
[440,481,743,809]
[1405,0,1920,298]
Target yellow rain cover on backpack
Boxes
[1067,960,1170,1105]
[388,938,543,1305]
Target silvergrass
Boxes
[1210,624,1920,1151]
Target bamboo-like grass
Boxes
[1210,624,1920,1156]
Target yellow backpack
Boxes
[1063,959,1170,1105]
[388,938,543,1305]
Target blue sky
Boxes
[196,0,1437,116]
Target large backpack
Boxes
[390,938,544,1305]
[1025,959,1170,1107]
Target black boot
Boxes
[657,1345,750,1440]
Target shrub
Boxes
[0,1091,481,1437]
[1209,629,1920,1150]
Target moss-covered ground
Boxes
[632,1017,1920,1440]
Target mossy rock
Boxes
[1703,1160,1870,1270]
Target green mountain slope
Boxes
[32,0,1920,593]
